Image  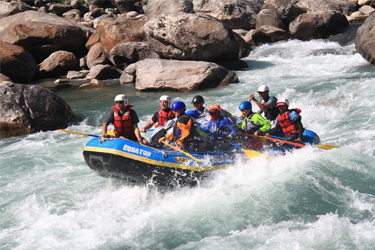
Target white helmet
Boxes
[257,85,269,92]
[276,97,289,107]
[159,95,171,106]
[114,94,128,105]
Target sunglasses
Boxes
[115,101,124,104]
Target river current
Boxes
[1,39,375,249]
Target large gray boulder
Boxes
[144,13,245,61]
[262,0,306,25]
[143,0,194,19]
[303,0,356,16]
[0,82,75,138]
[0,42,37,84]
[355,13,375,64]
[122,58,239,92]
[193,0,264,30]
[39,50,79,76]
[109,42,160,69]
[86,43,110,69]
[86,64,121,80]
[289,10,349,40]
[0,11,87,63]
[95,18,147,55]
[0,0,32,18]
[256,9,287,31]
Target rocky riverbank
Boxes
[1,0,375,137]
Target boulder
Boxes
[262,0,306,25]
[0,0,32,19]
[123,58,239,92]
[0,11,87,63]
[83,8,106,22]
[144,13,244,61]
[0,74,12,83]
[0,42,36,84]
[359,5,375,16]
[39,51,79,76]
[193,0,264,30]
[78,79,108,90]
[112,0,139,13]
[86,64,121,80]
[143,0,194,19]
[256,9,287,31]
[96,18,147,55]
[0,82,75,138]
[87,42,110,69]
[247,26,290,45]
[289,11,349,41]
[62,9,82,23]
[355,13,375,64]
[84,0,105,8]
[348,10,370,23]
[67,70,90,79]
[109,42,160,69]
[48,3,73,16]
[304,0,356,16]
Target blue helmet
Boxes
[239,101,252,111]
[171,101,186,112]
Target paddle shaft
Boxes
[161,141,202,163]
[59,129,99,137]
[243,133,339,150]
[255,135,305,147]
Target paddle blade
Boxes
[161,141,202,163]
[242,149,269,161]
[316,144,340,150]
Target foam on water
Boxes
[2,39,375,249]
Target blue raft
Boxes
[83,137,245,186]
[83,129,320,186]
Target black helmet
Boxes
[191,95,204,104]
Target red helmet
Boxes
[208,103,221,113]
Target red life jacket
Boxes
[113,105,135,137]
[156,108,175,127]
[277,109,301,136]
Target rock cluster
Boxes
[1,0,375,137]
[2,0,374,88]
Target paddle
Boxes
[160,141,202,163]
[228,141,269,159]
[269,135,339,150]
[195,125,267,160]
[59,129,99,137]
[241,133,339,150]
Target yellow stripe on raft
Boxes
[83,146,231,172]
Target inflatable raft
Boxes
[83,137,246,186]
[82,129,320,186]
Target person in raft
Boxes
[249,84,280,122]
[186,95,238,130]
[102,94,148,145]
[185,95,208,119]
[140,95,175,133]
[158,101,205,152]
[201,103,236,151]
[266,98,304,143]
[237,101,271,137]
[235,101,271,149]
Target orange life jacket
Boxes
[277,109,301,136]
[156,109,175,127]
[113,105,135,137]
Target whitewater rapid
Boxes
[1,39,375,250]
